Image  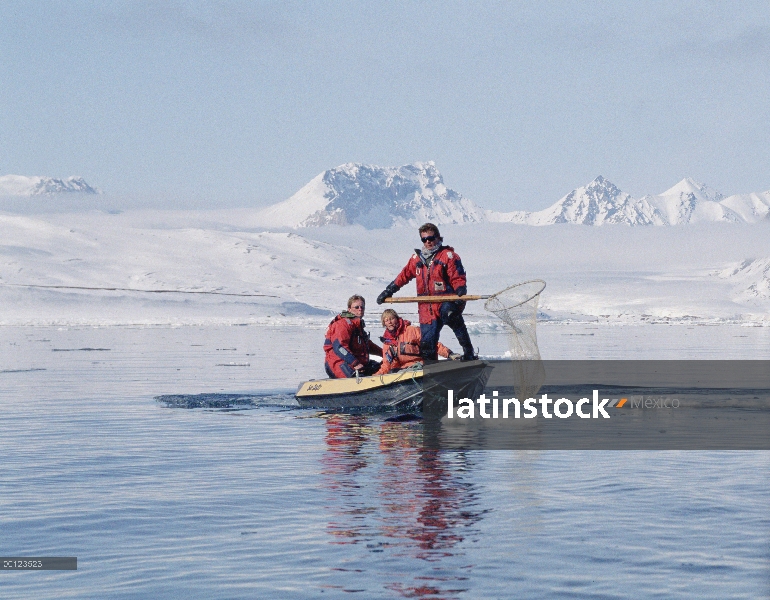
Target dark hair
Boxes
[418,223,441,238]
[347,295,365,309]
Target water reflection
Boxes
[321,414,485,598]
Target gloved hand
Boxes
[376,281,400,305]
[448,352,462,360]
[453,286,467,311]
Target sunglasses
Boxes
[350,304,364,309]
[420,235,438,243]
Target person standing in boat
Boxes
[376,223,476,361]
[324,295,382,378]
[375,309,460,375]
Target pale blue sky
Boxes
[2,1,769,210]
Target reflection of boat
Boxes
[295,360,490,411]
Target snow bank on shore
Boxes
[1,209,769,326]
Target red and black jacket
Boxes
[324,311,382,378]
[393,246,467,324]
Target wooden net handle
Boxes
[383,295,489,303]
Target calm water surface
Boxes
[1,324,769,598]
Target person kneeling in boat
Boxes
[375,309,461,376]
[324,295,383,379]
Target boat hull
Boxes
[295,361,490,411]
[295,368,423,410]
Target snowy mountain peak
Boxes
[257,162,485,229]
[661,177,724,203]
[0,175,100,196]
[585,174,613,190]
[492,176,755,226]
[524,176,663,226]
[578,175,623,201]
[645,178,736,224]
[258,165,769,229]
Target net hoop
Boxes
[483,279,546,397]
[484,279,546,312]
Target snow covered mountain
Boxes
[0,175,100,196]
[641,178,739,225]
[256,162,486,229]
[490,177,770,226]
[718,191,770,224]
[255,162,769,228]
[719,257,770,303]
[529,176,662,226]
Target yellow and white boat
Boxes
[296,365,424,410]
[295,360,489,410]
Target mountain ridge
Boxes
[0,175,100,196]
[257,162,486,229]
[258,162,770,228]
[489,176,770,226]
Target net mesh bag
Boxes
[484,280,546,398]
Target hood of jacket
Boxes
[381,317,411,342]
[414,244,457,267]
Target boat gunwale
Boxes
[295,369,423,400]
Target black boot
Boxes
[450,322,476,360]
[420,339,438,361]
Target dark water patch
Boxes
[155,392,297,409]
[155,392,424,417]
[678,562,737,574]
[52,347,111,352]
[384,413,422,422]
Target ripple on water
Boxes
[1,325,769,599]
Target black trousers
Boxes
[325,359,381,379]
[419,301,474,360]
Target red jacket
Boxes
[375,318,451,375]
[324,312,382,378]
[393,246,467,324]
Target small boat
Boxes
[295,360,490,411]
[296,365,423,410]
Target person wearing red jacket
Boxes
[375,309,460,375]
[376,223,476,361]
[324,295,382,378]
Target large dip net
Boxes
[484,280,546,398]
